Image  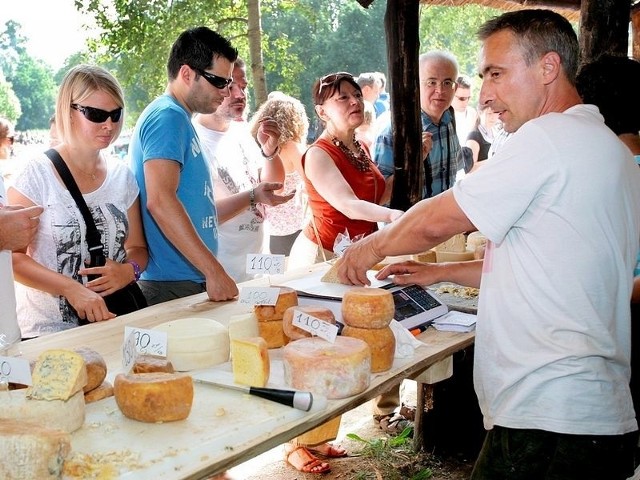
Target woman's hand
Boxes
[62,281,116,322]
[80,259,134,295]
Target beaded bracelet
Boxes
[127,260,141,282]
[260,146,280,161]
[249,188,256,210]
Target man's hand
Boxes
[254,182,295,207]
[0,205,44,251]
[376,260,444,286]
[205,268,239,302]
[256,117,281,157]
[337,234,385,286]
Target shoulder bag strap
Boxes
[44,149,105,262]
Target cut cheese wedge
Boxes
[231,337,270,387]
[26,349,87,401]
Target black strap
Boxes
[44,149,105,262]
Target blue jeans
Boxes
[471,426,637,480]
[138,280,206,306]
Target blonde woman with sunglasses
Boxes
[8,64,148,338]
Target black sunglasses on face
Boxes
[195,68,233,89]
[71,104,123,123]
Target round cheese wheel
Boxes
[283,336,371,399]
[282,305,336,341]
[84,381,114,404]
[153,318,229,371]
[257,319,288,349]
[114,372,193,423]
[132,355,175,374]
[341,287,394,329]
[74,347,107,393]
[254,287,298,322]
[0,389,85,433]
[341,325,395,373]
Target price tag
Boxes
[124,326,168,356]
[122,330,138,373]
[246,254,285,275]
[238,287,280,307]
[0,356,32,386]
[292,309,339,343]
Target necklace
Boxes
[331,135,371,172]
[72,159,102,181]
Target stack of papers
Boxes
[433,311,477,333]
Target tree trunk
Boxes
[385,0,422,211]
[579,0,630,64]
[247,0,267,106]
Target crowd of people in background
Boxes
[2,9,640,478]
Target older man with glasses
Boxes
[129,26,239,305]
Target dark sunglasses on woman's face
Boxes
[195,68,233,89]
[71,104,123,123]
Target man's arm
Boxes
[0,205,43,252]
[144,159,237,301]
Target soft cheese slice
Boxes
[0,419,71,480]
[0,389,85,433]
[26,349,87,401]
[231,337,270,387]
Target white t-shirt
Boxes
[194,121,265,282]
[11,154,138,337]
[453,104,640,435]
[0,178,21,348]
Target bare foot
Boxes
[284,444,331,474]
[308,442,348,458]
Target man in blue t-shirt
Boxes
[129,27,239,305]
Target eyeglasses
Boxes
[318,72,354,95]
[422,79,457,91]
[71,104,123,123]
[195,68,233,89]
[455,96,471,102]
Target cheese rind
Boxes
[0,389,86,433]
[74,347,107,393]
[84,381,114,404]
[283,305,337,340]
[258,319,288,349]
[114,372,194,423]
[153,318,230,371]
[132,355,175,374]
[231,337,270,387]
[26,349,88,401]
[228,312,260,341]
[283,337,371,399]
[254,287,298,322]
[0,419,71,480]
[341,288,395,329]
[341,325,396,373]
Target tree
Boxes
[0,72,21,122]
[9,54,57,130]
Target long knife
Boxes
[193,377,313,411]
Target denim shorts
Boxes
[138,280,206,306]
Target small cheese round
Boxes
[153,318,230,371]
[282,305,336,340]
[84,381,114,404]
[132,355,175,374]
[283,336,371,399]
[254,287,298,322]
[114,372,194,423]
[341,288,394,329]
[257,319,288,349]
[74,347,107,393]
[341,325,395,373]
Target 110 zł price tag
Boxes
[0,355,32,386]
[291,309,339,343]
[238,287,280,307]
[245,254,285,275]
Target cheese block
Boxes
[466,231,487,252]
[254,287,298,322]
[341,325,396,373]
[257,319,288,349]
[228,312,260,341]
[84,381,114,404]
[0,419,71,480]
[412,250,437,263]
[114,372,194,423]
[153,318,230,371]
[283,336,371,399]
[341,287,395,329]
[26,349,87,401]
[74,347,107,393]
[320,259,344,284]
[434,233,467,253]
[0,389,86,433]
[283,305,336,341]
[132,355,175,374]
[231,337,270,387]
[435,249,475,263]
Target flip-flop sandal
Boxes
[309,443,348,458]
[374,408,414,435]
[285,446,331,474]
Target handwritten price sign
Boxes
[246,254,285,275]
[0,355,32,386]
[124,327,167,356]
[291,309,339,343]
[238,287,280,306]
[122,330,137,372]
